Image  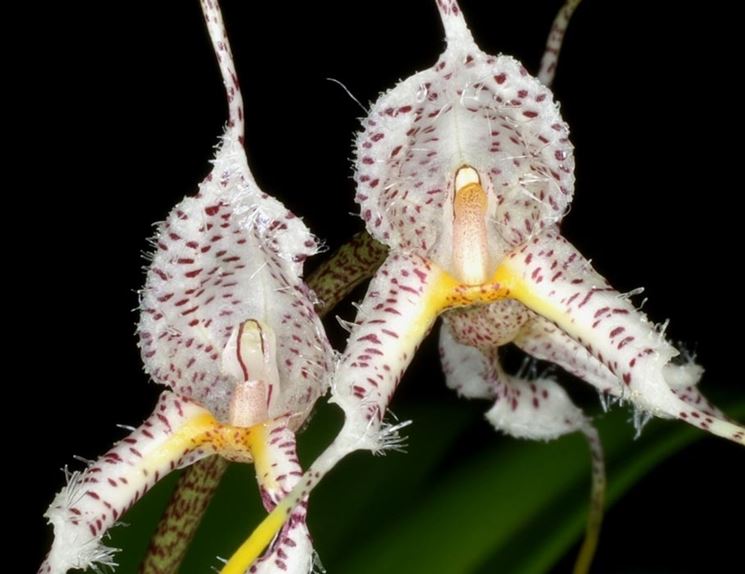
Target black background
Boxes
[26,1,744,572]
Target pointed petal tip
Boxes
[500,229,745,447]
[435,0,475,47]
[199,0,244,136]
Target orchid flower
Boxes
[229,1,745,573]
[140,231,387,574]
[39,2,335,572]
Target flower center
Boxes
[452,164,490,285]
[222,319,278,427]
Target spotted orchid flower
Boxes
[39,2,333,573]
[230,1,745,573]
[138,230,388,574]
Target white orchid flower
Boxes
[228,1,744,573]
[39,2,332,573]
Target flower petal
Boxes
[514,312,717,423]
[355,0,574,257]
[439,321,495,400]
[138,0,331,423]
[440,320,588,439]
[494,227,745,445]
[41,393,218,574]
[330,253,452,445]
[514,312,625,397]
[41,391,298,574]
[439,320,606,574]
[328,253,510,449]
[247,420,313,574]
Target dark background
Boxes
[26,1,743,572]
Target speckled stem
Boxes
[538,0,583,86]
[306,231,388,317]
[138,456,228,574]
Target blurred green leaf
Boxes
[338,401,745,574]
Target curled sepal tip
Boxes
[496,228,745,445]
[41,393,231,574]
